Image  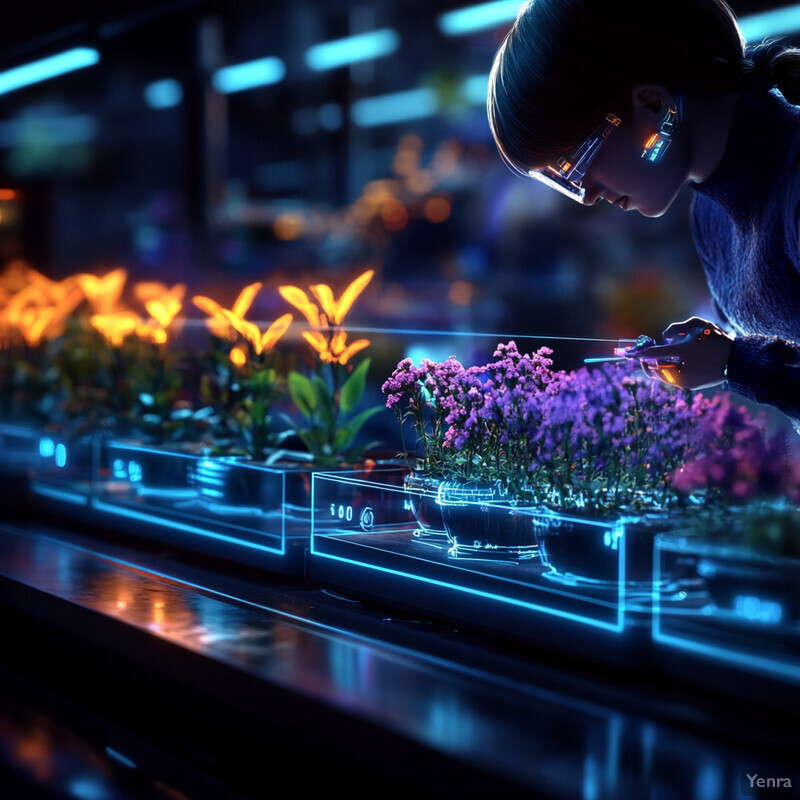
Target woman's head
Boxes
[487,0,800,216]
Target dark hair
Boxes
[488,0,800,178]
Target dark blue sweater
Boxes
[690,88,800,428]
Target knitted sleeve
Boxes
[691,189,800,428]
[726,335,800,426]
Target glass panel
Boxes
[94,440,294,557]
[310,467,666,640]
[654,526,800,684]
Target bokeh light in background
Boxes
[0,0,795,351]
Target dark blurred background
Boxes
[0,0,795,344]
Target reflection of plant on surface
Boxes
[279,269,383,465]
[193,282,293,461]
[384,343,800,514]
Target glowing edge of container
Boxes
[310,472,626,633]
[651,537,800,682]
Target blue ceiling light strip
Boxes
[212,56,286,94]
[143,78,183,109]
[740,4,800,41]
[306,28,400,71]
[0,47,100,96]
[351,87,439,127]
[437,1,521,36]
[460,72,491,105]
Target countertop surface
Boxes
[0,513,796,799]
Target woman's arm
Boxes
[726,334,800,424]
[637,319,800,429]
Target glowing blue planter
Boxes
[0,422,41,472]
[28,431,97,508]
[92,440,340,574]
[0,421,100,511]
[438,479,540,559]
[0,422,42,508]
[310,468,666,664]
[404,471,447,539]
[654,526,800,687]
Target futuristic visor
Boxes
[528,113,621,203]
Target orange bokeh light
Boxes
[424,196,451,223]
[381,200,408,231]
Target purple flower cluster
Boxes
[383,342,800,509]
[382,341,559,484]
[382,357,423,410]
[672,393,800,502]
[527,360,712,505]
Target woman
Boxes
[487,0,800,429]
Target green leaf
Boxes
[332,405,383,454]
[339,358,370,415]
[252,367,276,391]
[312,373,336,431]
[288,371,316,418]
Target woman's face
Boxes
[580,89,691,217]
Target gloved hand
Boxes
[635,317,733,389]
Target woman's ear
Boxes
[630,84,672,118]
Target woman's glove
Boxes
[635,316,733,390]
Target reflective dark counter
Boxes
[0,512,797,800]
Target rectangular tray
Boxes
[309,468,666,665]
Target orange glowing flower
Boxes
[4,269,84,345]
[277,285,321,328]
[301,330,370,365]
[280,269,373,328]
[279,270,373,365]
[137,325,169,345]
[134,281,177,303]
[145,286,185,329]
[229,345,248,368]
[193,282,262,341]
[125,281,186,343]
[90,311,142,347]
[228,312,293,357]
[74,268,128,314]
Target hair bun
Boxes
[737,41,784,93]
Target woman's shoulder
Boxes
[689,191,731,268]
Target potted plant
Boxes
[185,270,386,525]
[656,404,800,629]
[384,341,558,555]
[383,342,800,583]
[382,355,452,538]
[89,277,220,493]
[278,269,384,469]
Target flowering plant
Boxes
[383,341,557,496]
[193,282,293,461]
[90,278,194,442]
[278,269,383,465]
[0,262,86,425]
[384,342,800,514]
[0,264,198,441]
